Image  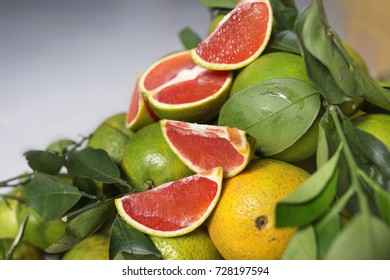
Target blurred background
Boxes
[0,0,389,182]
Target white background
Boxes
[1,0,345,184]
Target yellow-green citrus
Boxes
[121,122,193,192]
[149,228,223,260]
[62,234,109,260]
[353,113,390,149]
[229,52,315,96]
[0,239,43,260]
[208,159,310,260]
[88,113,133,165]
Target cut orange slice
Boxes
[138,50,232,123]
[126,80,159,131]
[190,0,273,70]
[160,120,256,178]
[115,167,223,237]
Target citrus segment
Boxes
[116,167,223,237]
[161,120,255,178]
[126,80,159,131]
[190,0,273,70]
[139,51,232,123]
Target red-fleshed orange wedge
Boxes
[138,50,232,123]
[126,79,159,131]
[190,0,273,70]
[115,167,223,237]
[160,120,256,178]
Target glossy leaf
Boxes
[282,226,317,259]
[270,0,298,32]
[276,146,341,227]
[66,147,129,187]
[24,150,65,175]
[45,200,115,253]
[295,0,390,110]
[179,27,202,50]
[267,30,300,55]
[109,216,161,260]
[218,78,320,155]
[325,213,390,260]
[24,173,82,221]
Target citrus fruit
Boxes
[138,50,232,123]
[149,228,223,260]
[270,111,321,162]
[62,234,109,260]
[116,167,223,237]
[88,113,134,165]
[229,51,314,96]
[0,239,43,260]
[121,122,193,192]
[0,187,66,250]
[126,79,159,131]
[353,113,390,149]
[207,159,310,259]
[161,120,256,178]
[190,0,273,70]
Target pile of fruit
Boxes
[1,0,389,260]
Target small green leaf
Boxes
[45,200,115,253]
[109,216,161,260]
[270,0,298,33]
[325,213,390,260]
[179,27,202,50]
[276,145,341,227]
[316,112,330,168]
[314,210,341,259]
[24,150,65,175]
[46,139,75,156]
[282,226,317,260]
[267,30,300,55]
[24,173,82,220]
[218,78,320,156]
[66,147,129,187]
[198,0,238,9]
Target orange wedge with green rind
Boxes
[190,0,273,70]
[115,167,223,237]
[160,120,256,178]
[138,50,232,123]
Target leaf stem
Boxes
[0,173,33,188]
[329,106,370,214]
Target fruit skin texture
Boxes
[229,52,315,96]
[121,122,193,192]
[207,159,310,260]
[149,228,223,260]
[88,112,133,165]
[62,234,109,260]
[353,113,390,149]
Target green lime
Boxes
[62,235,109,260]
[88,113,133,165]
[121,122,193,192]
[353,113,390,149]
[0,239,43,260]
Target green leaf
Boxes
[109,216,161,260]
[46,139,75,156]
[45,200,115,253]
[316,111,331,168]
[179,27,202,50]
[24,150,65,175]
[276,146,341,227]
[267,30,300,55]
[66,147,129,187]
[24,173,82,221]
[295,0,390,110]
[325,213,390,259]
[314,210,341,259]
[270,0,298,33]
[219,78,320,156]
[282,226,317,260]
[198,0,238,9]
